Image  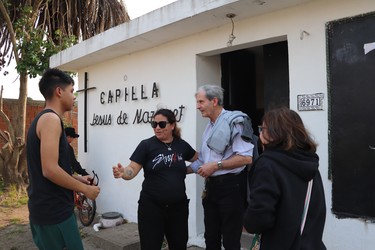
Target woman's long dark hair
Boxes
[262,107,317,152]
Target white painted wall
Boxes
[66,0,375,248]
[76,44,204,236]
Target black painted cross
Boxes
[76,72,96,152]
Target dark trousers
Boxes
[203,171,247,250]
[138,195,189,250]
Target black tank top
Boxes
[27,109,74,225]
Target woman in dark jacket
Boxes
[243,107,326,250]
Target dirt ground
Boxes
[0,204,100,250]
[0,204,36,250]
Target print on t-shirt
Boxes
[152,153,183,169]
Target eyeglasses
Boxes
[151,121,169,129]
[258,126,267,133]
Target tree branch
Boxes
[0,1,20,65]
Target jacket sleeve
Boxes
[68,144,89,175]
[243,158,280,233]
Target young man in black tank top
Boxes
[27,68,100,249]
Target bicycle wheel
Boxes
[78,194,97,226]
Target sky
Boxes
[0,0,177,100]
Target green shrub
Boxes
[0,184,28,207]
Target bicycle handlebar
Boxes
[89,170,99,186]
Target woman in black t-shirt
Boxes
[113,108,198,249]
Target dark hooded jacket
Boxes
[243,148,326,250]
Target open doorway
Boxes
[221,40,290,133]
[194,40,290,235]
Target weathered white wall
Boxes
[76,43,206,237]
[70,0,375,247]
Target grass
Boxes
[0,180,28,208]
[9,218,23,224]
[0,179,29,229]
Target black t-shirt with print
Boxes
[130,136,195,204]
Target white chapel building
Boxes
[51,0,375,248]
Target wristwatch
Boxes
[217,161,223,169]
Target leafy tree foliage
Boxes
[0,0,130,190]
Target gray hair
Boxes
[196,85,224,106]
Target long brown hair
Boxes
[262,107,317,152]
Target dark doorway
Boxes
[221,41,290,134]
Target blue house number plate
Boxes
[297,93,324,111]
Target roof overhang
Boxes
[50,0,312,71]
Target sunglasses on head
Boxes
[150,121,169,129]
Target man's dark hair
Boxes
[39,68,74,100]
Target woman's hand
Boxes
[113,161,142,180]
[112,163,125,179]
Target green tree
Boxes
[0,0,130,191]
